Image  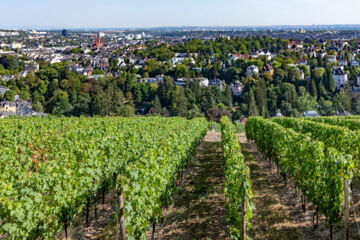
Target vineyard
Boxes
[0,117,208,240]
[2,115,360,240]
[246,116,359,239]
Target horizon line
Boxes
[1,24,360,31]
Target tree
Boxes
[309,79,318,98]
[92,90,110,116]
[296,93,318,113]
[267,85,278,116]
[116,105,135,117]
[158,76,173,108]
[255,78,267,116]
[4,90,15,101]
[152,95,162,110]
[73,93,91,116]
[48,90,72,115]
[319,97,333,116]
[352,95,360,114]
[248,88,258,116]
[170,86,188,116]
[280,83,297,106]
[223,85,233,109]
[132,84,143,104]
[174,64,189,79]
[288,67,301,83]
[20,87,31,101]
[205,108,231,123]
[334,90,351,112]
[32,101,44,112]
[325,67,335,93]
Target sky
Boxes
[1,0,360,29]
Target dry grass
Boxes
[239,133,360,240]
[147,131,230,240]
[238,134,303,240]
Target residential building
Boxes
[246,65,259,76]
[230,80,244,97]
[303,110,319,117]
[332,66,348,89]
[327,55,337,63]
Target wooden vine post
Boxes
[116,175,127,240]
[241,176,247,240]
[344,178,349,240]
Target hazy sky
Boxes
[1,0,360,29]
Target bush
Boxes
[205,108,231,123]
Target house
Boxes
[303,110,318,117]
[262,64,274,76]
[275,112,284,117]
[0,101,16,113]
[332,66,348,89]
[246,65,259,76]
[9,42,22,49]
[209,79,226,91]
[175,78,209,87]
[288,41,303,49]
[327,55,337,63]
[170,57,195,67]
[230,80,244,97]
[0,99,46,118]
[352,60,359,67]
[297,59,307,65]
[338,58,348,66]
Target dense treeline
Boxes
[2,36,360,118]
[0,60,232,118]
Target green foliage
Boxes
[246,117,353,227]
[0,117,208,239]
[221,117,253,239]
[273,117,360,174]
[116,105,135,117]
[4,90,15,101]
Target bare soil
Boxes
[56,131,360,240]
[147,131,230,240]
[239,133,360,240]
[56,191,118,240]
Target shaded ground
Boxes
[56,191,118,240]
[239,133,360,240]
[148,131,230,239]
[55,131,360,240]
[238,134,304,240]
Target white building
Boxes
[9,43,22,49]
[175,78,209,87]
[338,59,348,66]
[230,80,244,97]
[327,55,337,63]
[303,110,319,117]
[0,31,19,37]
[246,65,259,76]
[332,66,348,89]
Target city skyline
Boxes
[1,0,360,29]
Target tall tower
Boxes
[92,33,103,48]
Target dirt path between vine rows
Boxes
[239,133,360,240]
[147,131,231,240]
